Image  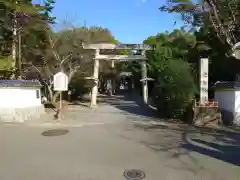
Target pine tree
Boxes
[42,0,56,24]
[0,0,56,78]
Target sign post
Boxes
[53,72,68,119]
[59,91,62,110]
[199,58,209,105]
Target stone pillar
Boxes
[110,60,115,95]
[91,49,100,107]
[199,58,209,105]
[141,60,148,104]
[111,60,115,68]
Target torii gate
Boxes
[83,43,152,107]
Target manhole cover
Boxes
[41,129,69,137]
[124,169,145,180]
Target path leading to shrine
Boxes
[0,94,239,180]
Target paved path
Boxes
[0,95,240,180]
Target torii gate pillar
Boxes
[141,50,148,103]
[141,61,148,103]
[91,49,100,107]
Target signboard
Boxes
[53,72,68,91]
[200,58,209,104]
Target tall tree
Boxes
[0,0,56,78]
[160,0,240,55]
[0,0,52,78]
[24,25,119,104]
[143,30,197,118]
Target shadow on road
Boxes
[97,92,159,118]
[133,123,240,167]
[182,128,240,166]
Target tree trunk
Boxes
[46,84,53,102]
[52,91,61,105]
[48,89,53,101]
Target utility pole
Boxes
[11,1,17,79]
[18,33,22,77]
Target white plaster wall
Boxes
[214,91,235,112]
[234,91,240,113]
[0,87,41,108]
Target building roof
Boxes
[83,43,116,49]
[214,81,240,89]
[0,80,42,88]
[83,43,151,50]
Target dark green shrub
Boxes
[153,59,197,118]
[69,72,89,100]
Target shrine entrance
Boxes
[117,72,134,93]
[83,43,152,107]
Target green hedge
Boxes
[69,72,89,99]
[152,59,197,118]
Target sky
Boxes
[34,0,183,43]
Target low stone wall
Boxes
[0,105,45,122]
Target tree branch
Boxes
[226,0,237,44]
[68,65,81,83]
[206,0,233,46]
[46,32,61,62]
[30,64,53,100]
[60,54,72,69]
[208,11,225,45]
[226,0,236,23]
[30,64,42,74]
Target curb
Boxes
[2,122,106,127]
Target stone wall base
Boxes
[0,105,45,122]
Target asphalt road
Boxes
[0,95,239,180]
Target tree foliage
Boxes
[144,30,197,118]
[159,0,240,93]
[28,25,120,102]
[141,0,240,119]
[160,0,240,54]
[0,0,56,77]
[144,29,198,74]
[153,58,197,118]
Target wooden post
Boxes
[18,33,22,77]
[111,60,115,68]
[58,91,62,120]
[91,49,100,107]
[59,91,62,110]
[53,72,68,120]
[11,15,17,78]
